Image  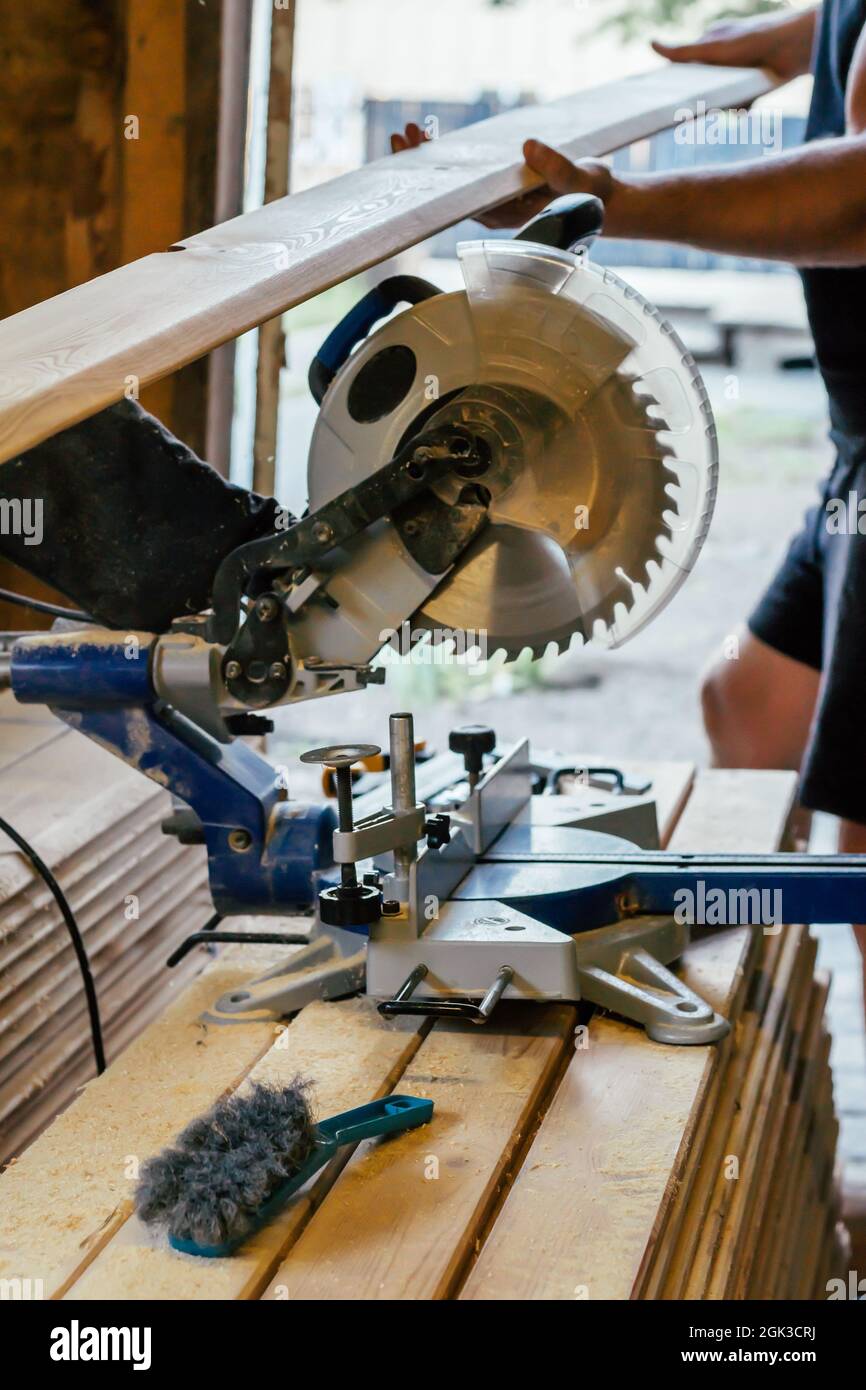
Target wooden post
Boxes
[253,0,296,498]
[205,0,255,478]
[0,0,227,623]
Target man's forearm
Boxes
[603,135,866,266]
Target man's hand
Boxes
[390,122,616,232]
[390,121,428,154]
[652,6,818,83]
[477,139,614,230]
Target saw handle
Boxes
[309,274,441,403]
[515,192,604,252]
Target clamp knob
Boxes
[448,724,496,788]
[300,743,383,930]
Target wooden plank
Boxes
[636,931,771,1300]
[459,928,755,1301]
[0,883,213,1163]
[709,930,816,1297]
[0,943,302,1293]
[0,63,774,463]
[67,998,426,1300]
[0,944,210,1164]
[775,1032,833,1297]
[0,724,158,873]
[747,973,829,1298]
[257,756,696,1301]
[460,766,796,1301]
[261,1003,575,1301]
[0,694,68,775]
[683,926,806,1298]
[667,769,798,854]
[655,933,781,1300]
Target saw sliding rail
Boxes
[481,848,866,925]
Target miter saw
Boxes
[5,195,864,1045]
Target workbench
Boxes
[0,751,845,1300]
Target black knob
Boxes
[449,724,496,778]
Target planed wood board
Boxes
[458,928,756,1301]
[69,997,427,1301]
[459,765,798,1301]
[746,974,830,1298]
[652,934,782,1300]
[725,937,818,1299]
[261,1004,576,1301]
[708,930,815,1298]
[0,63,774,463]
[681,927,806,1298]
[0,942,300,1292]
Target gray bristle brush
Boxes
[135,1080,433,1258]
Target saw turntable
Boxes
[7,195,864,1045]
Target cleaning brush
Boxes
[135,1080,433,1257]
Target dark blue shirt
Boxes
[800,0,866,438]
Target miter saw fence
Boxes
[7,194,866,1049]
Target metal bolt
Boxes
[269,661,287,681]
[333,765,359,890]
[228,828,252,852]
[224,660,242,680]
[312,521,334,545]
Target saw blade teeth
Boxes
[411,287,712,664]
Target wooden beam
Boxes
[0,63,774,464]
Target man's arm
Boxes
[481,4,866,268]
[527,132,866,267]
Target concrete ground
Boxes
[270,313,866,1198]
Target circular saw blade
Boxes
[412,375,678,659]
[306,240,717,663]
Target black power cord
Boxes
[0,812,105,1074]
[0,586,92,622]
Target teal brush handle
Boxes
[317,1094,433,1149]
[168,1093,433,1258]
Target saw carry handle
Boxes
[309,274,441,403]
[308,193,602,405]
[515,192,604,252]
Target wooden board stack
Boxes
[0,692,212,1163]
[0,755,848,1301]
